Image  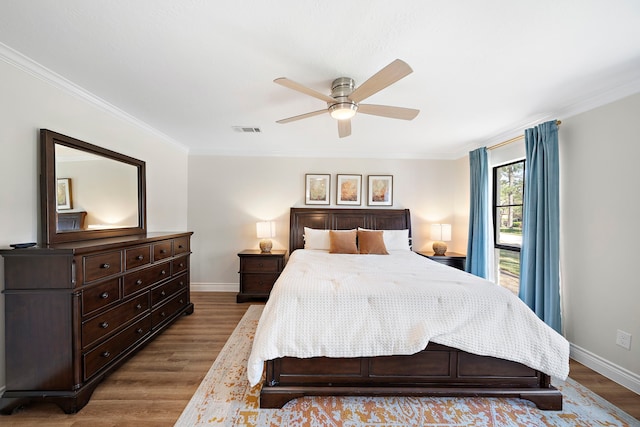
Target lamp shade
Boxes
[256,221,275,238]
[430,224,451,241]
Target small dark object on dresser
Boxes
[9,242,37,249]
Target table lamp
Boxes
[256,221,275,253]
[430,223,451,256]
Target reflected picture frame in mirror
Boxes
[56,178,72,210]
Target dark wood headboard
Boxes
[289,208,411,253]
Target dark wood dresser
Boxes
[237,249,286,302]
[0,231,193,414]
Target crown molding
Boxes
[188,145,459,160]
[457,75,640,159]
[0,42,188,153]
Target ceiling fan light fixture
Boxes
[274,60,418,136]
[329,102,358,120]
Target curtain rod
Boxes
[487,120,562,150]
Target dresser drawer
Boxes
[153,241,172,261]
[84,251,122,282]
[123,261,171,296]
[82,293,149,349]
[152,274,188,306]
[83,314,151,380]
[174,237,190,255]
[241,256,280,272]
[241,273,279,294]
[152,291,188,328]
[172,256,188,275]
[125,245,151,270]
[82,278,121,316]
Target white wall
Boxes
[0,60,189,393]
[560,92,640,390]
[187,156,467,289]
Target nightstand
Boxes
[237,249,286,302]
[417,251,467,271]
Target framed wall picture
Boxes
[305,174,330,205]
[56,178,72,210]
[367,175,393,206]
[336,174,362,205]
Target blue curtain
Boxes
[466,147,491,278]
[519,120,561,333]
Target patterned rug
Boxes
[175,305,639,426]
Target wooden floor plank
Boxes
[1,292,638,425]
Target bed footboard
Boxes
[260,343,562,410]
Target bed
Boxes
[250,207,568,410]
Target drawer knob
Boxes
[179,299,184,304]
[160,311,166,317]
[100,321,109,329]
[178,244,184,249]
[101,263,110,269]
[179,263,184,268]
[161,270,166,275]
[161,290,166,296]
[179,281,184,286]
[136,255,144,260]
[136,328,143,334]
[258,262,264,267]
[102,351,111,358]
[136,303,142,309]
[160,249,167,254]
[100,292,109,299]
[136,279,143,285]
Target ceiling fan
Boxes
[274,59,420,138]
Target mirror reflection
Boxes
[55,144,139,232]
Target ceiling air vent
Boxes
[232,126,261,133]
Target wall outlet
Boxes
[616,330,632,350]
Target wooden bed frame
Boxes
[259,207,562,410]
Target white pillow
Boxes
[304,227,358,250]
[358,228,411,251]
[303,227,330,250]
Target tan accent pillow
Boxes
[357,230,389,255]
[329,230,358,254]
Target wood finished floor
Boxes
[2,292,639,426]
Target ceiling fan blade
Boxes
[274,77,336,103]
[337,119,351,138]
[357,104,420,120]
[348,59,413,104]
[276,109,327,124]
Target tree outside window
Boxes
[493,160,524,294]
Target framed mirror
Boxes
[40,129,146,245]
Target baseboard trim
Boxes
[190,282,238,292]
[570,343,640,394]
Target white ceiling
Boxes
[1,1,640,159]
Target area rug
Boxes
[175,305,639,426]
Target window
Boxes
[493,160,524,295]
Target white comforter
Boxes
[247,250,570,386]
